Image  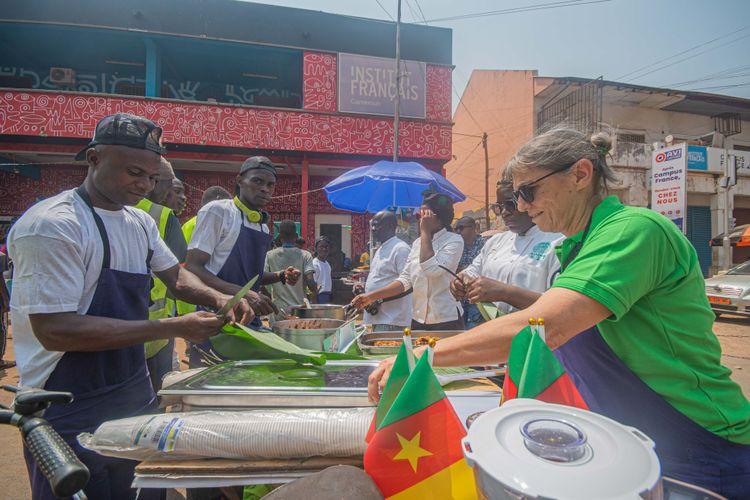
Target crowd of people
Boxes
[2,112,749,499]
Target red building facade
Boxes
[0,1,453,258]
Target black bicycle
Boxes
[0,385,90,499]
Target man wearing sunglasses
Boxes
[450,178,563,316]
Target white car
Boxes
[704,261,750,318]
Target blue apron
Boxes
[188,214,271,367]
[550,215,750,499]
[24,186,158,500]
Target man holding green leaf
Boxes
[185,156,302,366]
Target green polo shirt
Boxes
[553,196,750,444]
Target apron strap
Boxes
[76,186,154,271]
[76,185,111,270]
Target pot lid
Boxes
[463,399,661,499]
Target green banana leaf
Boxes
[210,323,326,366]
[477,302,504,322]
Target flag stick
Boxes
[403,327,416,373]
[427,338,436,366]
[528,317,537,336]
[537,317,546,342]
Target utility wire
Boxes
[373,0,394,21]
[615,25,750,81]
[424,0,612,23]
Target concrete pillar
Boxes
[144,38,161,98]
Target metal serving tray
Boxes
[159,359,379,408]
[357,330,464,356]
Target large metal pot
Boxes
[272,318,346,351]
[289,304,346,320]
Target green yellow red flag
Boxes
[364,354,477,499]
[501,325,588,409]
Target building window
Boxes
[733,144,750,152]
[159,37,303,108]
[618,133,646,144]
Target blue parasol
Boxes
[323,160,466,213]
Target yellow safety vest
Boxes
[135,198,174,359]
[177,216,198,316]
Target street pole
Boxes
[482,132,490,230]
[722,150,736,271]
[392,0,402,162]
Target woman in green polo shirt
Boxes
[367,127,749,498]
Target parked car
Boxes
[705,260,750,318]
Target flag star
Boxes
[392,431,433,473]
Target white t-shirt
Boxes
[188,199,270,275]
[463,225,563,314]
[313,258,332,293]
[396,228,464,324]
[8,189,178,389]
[364,236,412,327]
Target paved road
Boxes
[1,319,749,498]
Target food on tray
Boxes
[374,340,401,347]
[283,319,330,330]
[416,336,438,346]
[372,336,438,347]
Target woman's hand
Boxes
[466,276,507,304]
[419,208,442,235]
[351,292,374,310]
[450,275,468,300]
[368,356,395,403]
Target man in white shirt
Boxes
[352,191,464,330]
[313,236,333,303]
[451,179,563,315]
[185,156,301,366]
[355,211,412,330]
[8,113,252,500]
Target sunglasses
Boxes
[513,162,576,204]
[491,199,518,214]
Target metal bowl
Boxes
[289,304,346,320]
[272,318,346,351]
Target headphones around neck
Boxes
[233,196,269,223]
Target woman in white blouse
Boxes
[351,191,465,330]
[451,179,563,314]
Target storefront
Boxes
[0,0,454,260]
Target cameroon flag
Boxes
[502,326,588,409]
[366,342,415,443]
[364,354,477,499]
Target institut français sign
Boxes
[337,53,426,119]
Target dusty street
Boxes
[1,319,749,499]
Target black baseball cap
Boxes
[240,156,278,178]
[74,113,167,161]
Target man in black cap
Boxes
[8,113,253,500]
[185,156,301,366]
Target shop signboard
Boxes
[687,145,708,170]
[338,53,426,118]
[651,143,687,233]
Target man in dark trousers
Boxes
[8,113,252,500]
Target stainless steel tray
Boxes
[159,359,379,408]
[358,330,464,356]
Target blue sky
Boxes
[252,0,750,109]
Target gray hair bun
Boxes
[590,132,613,157]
